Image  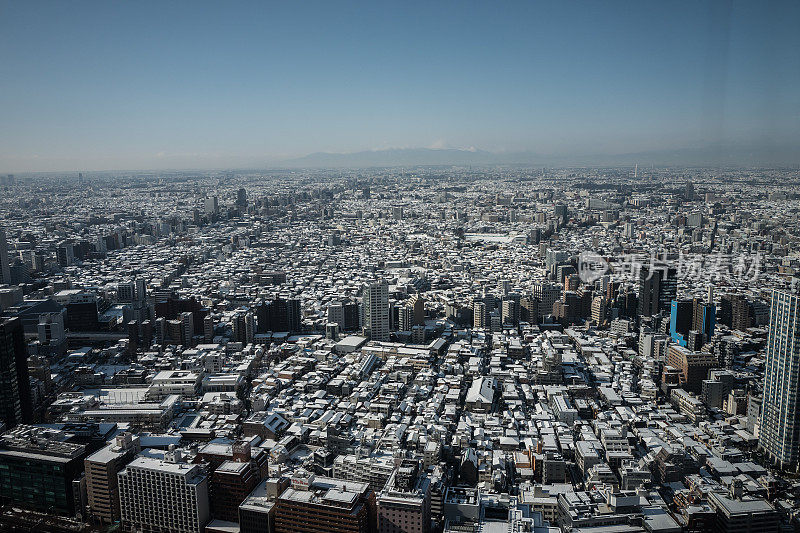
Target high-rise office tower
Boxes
[660,266,678,315]
[398,304,413,332]
[38,312,67,357]
[236,187,248,207]
[232,311,247,343]
[342,301,360,331]
[127,320,139,355]
[553,204,568,224]
[532,282,561,318]
[64,291,100,331]
[376,462,430,533]
[499,279,511,296]
[624,222,635,238]
[195,441,268,523]
[471,292,496,327]
[669,299,694,346]
[244,312,254,344]
[719,294,750,329]
[760,281,800,472]
[0,425,88,515]
[0,317,32,427]
[140,319,153,348]
[255,297,301,333]
[134,278,147,303]
[287,298,301,332]
[232,311,254,344]
[204,195,219,216]
[363,280,389,341]
[179,311,194,347]
[685,181,695,201]
[637,264,677,318]
[692,297,716,344]
[56,242,75,267]
[545,249,569,271]
[0,227,10,285]
[154,316,166,345]
[520,296,540,324]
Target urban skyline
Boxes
[1,2,800,533]
[1,166,800,532]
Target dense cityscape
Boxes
[0,166,799,532]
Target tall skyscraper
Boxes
[637,264,677,318]
[553,204,568,224]
[56,242,74,267]
[0,227,10,285]
[0,317,32,427]
[319,299,357,333]
[204,195,219,216]
[760,281,800,472]
[135,278,147,303]
[179,311,195,346]
[532,282,561,318]
[287,298,301,332]
[669,299,694,346]
[232,311,255,344]
[719,293,752,331]
[236,187,248,207]
[685,181,695,201]
[363,280,389,341]
[692,297,716,344]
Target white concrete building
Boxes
[118,451,209,533]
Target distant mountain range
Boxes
[276,143,800,168]
[279,148,495,168]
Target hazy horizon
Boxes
[2,0,799,173]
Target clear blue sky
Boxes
[1,1,798,171]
